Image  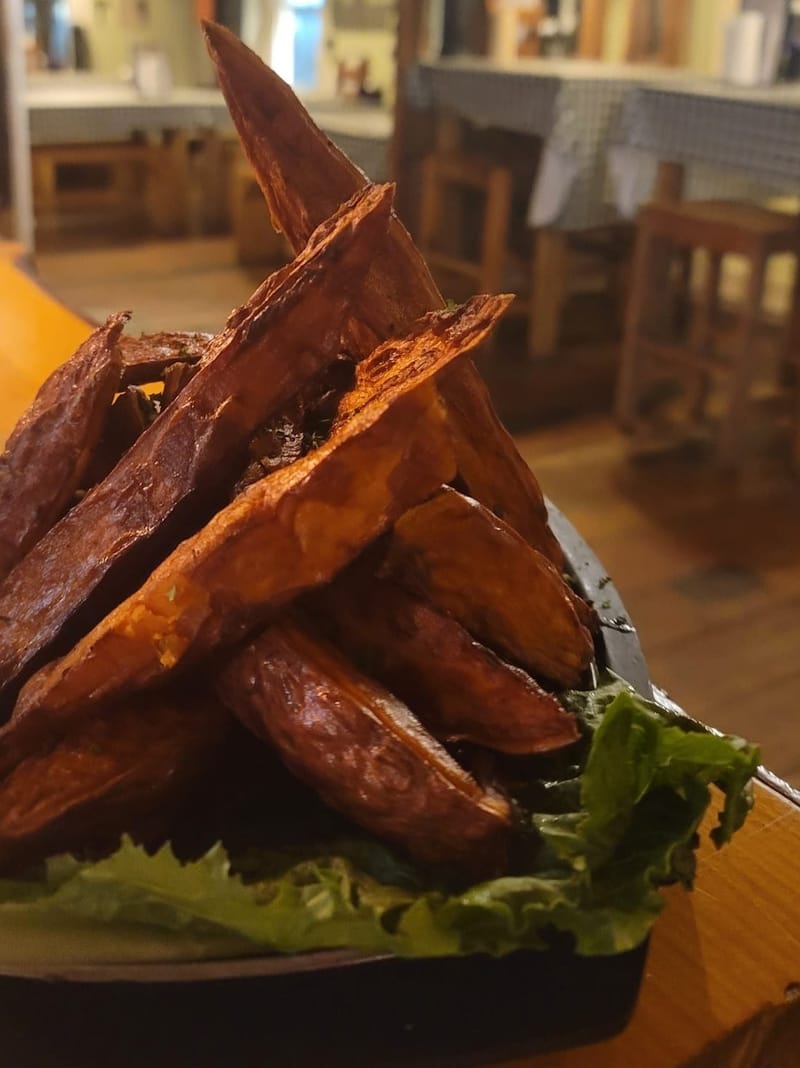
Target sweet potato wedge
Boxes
[0,688,231,873]
[381,487,594,688]
[217,620,511,873]
[313,570,580,755]
[0,313,126,584]
[0,183,392,709]
[0,296,507,773]
[118,331,210,388]
[203,20,564,567]
[234,356,356,496]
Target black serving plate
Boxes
[0,503,652,1066]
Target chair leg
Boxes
[779,245,800,372]
[418,156,442,259]
[717,249,767,468]
[480,166,512,295]
[782,248,800,469]
[673,246,694,334]
[615,222,657,429]
[687,251,722,423]
[31,153,57,218]
[529,229,569,359]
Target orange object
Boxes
[0,244,91,445]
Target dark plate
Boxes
[0,503,651,1066]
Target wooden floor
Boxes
[519,420,800,786]
[35,236,800,786]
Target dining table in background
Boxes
[409,56,682,357]
[1,240,800,1066]
[610,77,800,214]
[24,79,391,237]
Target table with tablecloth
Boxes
[410,58,687,356]
[410,57,681,232]
[23,81,391,238]
[609,78,800,216]
[409,58,799,356]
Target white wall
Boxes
[68,0,211,85]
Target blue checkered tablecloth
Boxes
[409,57,679,230]
[409,58,800,230]
[609,80,800,216]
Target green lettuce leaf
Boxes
[0,682,760,964]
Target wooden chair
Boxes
[616,199,800,467]
[228,153,291,267]
[417,131,631,358]
[30,138,196,240]
[31,142,156,227]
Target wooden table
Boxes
[1,243,799,1065]
[609,78,800,379]
[409,58,681,357]
[23,79,391,239]
[611,78,800,211]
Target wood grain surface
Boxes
[517,781,800,1067]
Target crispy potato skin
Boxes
[118,331,211,388]
[0,690,231,873]
[382,487,594,688]
[314,572,580,755]
[217,621,511,873]
[0,382,456,774]
[0,184,393,708]
[0,314,126,583]
[203,21,564,568]
[1,296,507,773]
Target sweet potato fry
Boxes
[217,620,511,873]
[314,570,579,755]
[118,331,210,388]
[0,183,392,709]
[381,487,594,688]
[80,385,159,490]
[0,689,231,874]
[0,296,506,774]
[160,360,200,408]
[203,20,564,567]
[0,313,126,584]
[234,356,356,496]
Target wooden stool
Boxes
[31,141,156,231]
[616,200,800,467]
[419,150,513,298]
[418,147,632,357]
[228,155,290,266]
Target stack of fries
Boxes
[0,25,597,878]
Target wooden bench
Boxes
[616,199,800,467]
[30,137,195,240]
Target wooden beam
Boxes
[660,0,690,66]
[577,0,607,59]
[391,0,428,224]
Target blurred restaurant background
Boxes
[1,0,800,783]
